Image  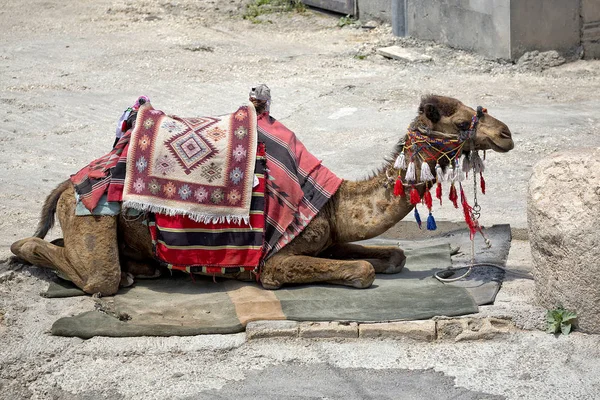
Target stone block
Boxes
[299,321,358,338]
[436,317,514,341]
[359,320,436,341]
[528,148,600,333]
[377,46,432,63]
[246,320,299,340]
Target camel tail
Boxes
[34,179,72,239]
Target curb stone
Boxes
[436,317,515,342]
[359,320,436,341]
[246,320,299,340]
[299,321,358,338]
[245,317,515,341]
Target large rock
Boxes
[528,148,600,333]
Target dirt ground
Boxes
[2,1,600,399]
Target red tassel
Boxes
[423,188,433,211]
[461,198,477,240]
[121,120,128,133]
[480,172,486,195]
[436,182,442,205]
[449,184,458,208]
[462,202,476,240]
[459,183,477,239]
[409,186,421,205]
[393,178,405,197]
[459,183,466,205]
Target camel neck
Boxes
[330,164,415,243]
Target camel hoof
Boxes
[260,279,281,290]
[120,272,135,288]
[341,261,375,288]
[382,255,406,274]
[351,273,375,288]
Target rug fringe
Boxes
[122,200,250,225]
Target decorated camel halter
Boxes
[388,106,490,244]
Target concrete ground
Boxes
[1,1,600,399]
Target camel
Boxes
[10,95,514,295]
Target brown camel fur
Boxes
[11,95,514,295]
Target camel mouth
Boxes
[485,138,514,153]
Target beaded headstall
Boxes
[388,106,489,241]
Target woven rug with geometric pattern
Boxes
[123,102,258,224]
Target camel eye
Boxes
[457,121,471,131]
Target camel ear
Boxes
[423,103,441,123]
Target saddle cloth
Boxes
[71,104,343,268]
[122,102,258,224]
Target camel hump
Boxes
[34,179,71,239]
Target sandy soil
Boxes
[2,1,600,399]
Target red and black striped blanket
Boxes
[70,131,129,211]
[71,108,342,269]
[257,113,342,257]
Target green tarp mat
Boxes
[50,243,480,338]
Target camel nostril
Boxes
[499,128,512,139]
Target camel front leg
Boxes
[319,243,406,274]
[260,253,375,290]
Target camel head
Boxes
[415,95,514,153]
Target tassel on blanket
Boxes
[455,159,465,182]
[460,183,477,239]
[435,163,444,183]
[405,161,416,182]
[462,155,471,177]
[457,168,465,182]
[420,162,435,182]
[393,177,405,197]
[472,151,485,174]
[427,212,437,230]
[423,186,436,231]
[414,207,422,229]
[436,182,442,205]
[449,183,458,208]
[394,153,406,170]
[480,172,486,195]
[423,188,433,210]
[445,166,456,183]
[409,186,421,205]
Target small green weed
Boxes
[338,14,358,28]
[244,0,306,23]
[546,306,577,335]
